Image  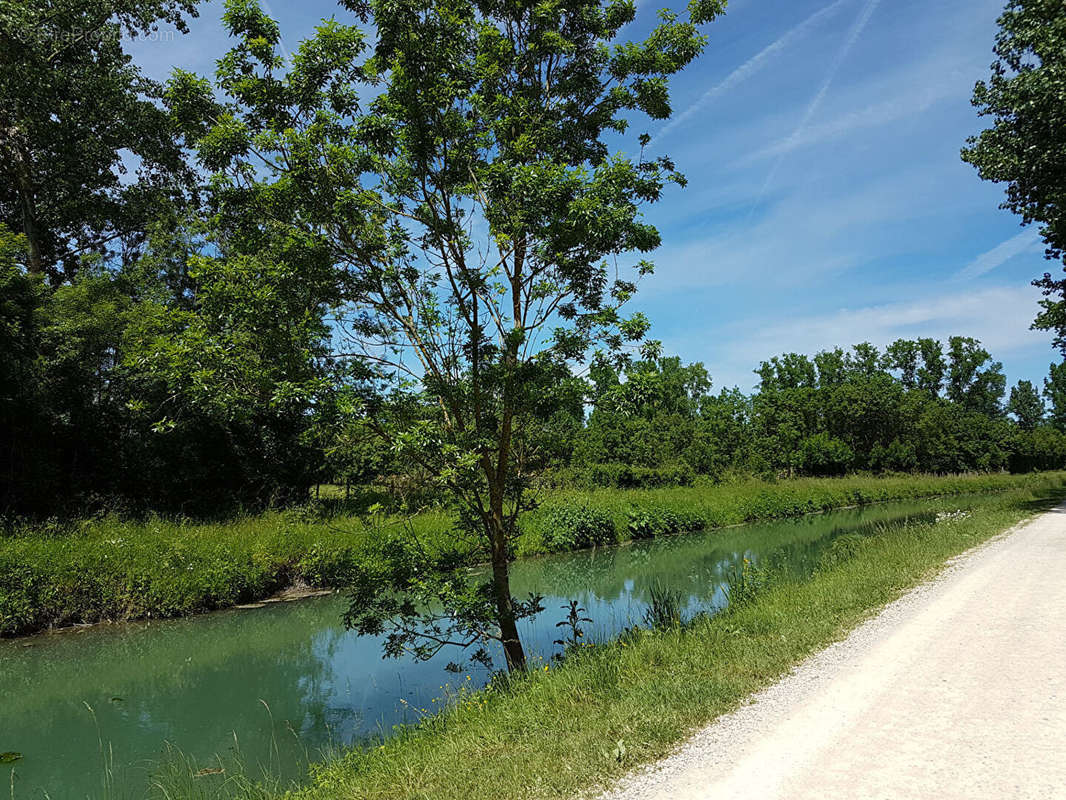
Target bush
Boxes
[795,433,853,477]
[818,532,866,569]
[556,463,695,490]
[541,506,618,552]
[626,505,706,539]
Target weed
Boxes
[553,601,594,653]
[642,582,684,629]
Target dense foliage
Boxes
[568,339,1066,482]
[160,0,724,671]
[963,0,1066,351]
[4,0,1066,681]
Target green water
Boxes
[1,499,954,797]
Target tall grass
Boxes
[642,582,684,629]
[2,472,1061,637]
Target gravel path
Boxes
[596,503,1066,800]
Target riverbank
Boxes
[595,497,1066,800]
[266,476,1066,800]
[2,472,1061,638]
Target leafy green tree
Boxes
[596,356,710,419]
[883,339,919,389]
[962,0,1066,352]
[169,0,721,671]
[0,226,46,507]
[1007,379,1044,429]
[916,337,947,396]
[814,347,849,388]
[1044,362,1066,431]
[849,342,882,378]
[946,336,1005,416]
[0,0,198,279]
[795,432,852,477]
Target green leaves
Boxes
[963,0,1066,352]
[165,0,718,670]
[0,0,199,279]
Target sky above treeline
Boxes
[127,0,1058,392]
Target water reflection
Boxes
[1,499,943,798]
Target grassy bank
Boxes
[2,472,1061,637]
[246,475,1065,800]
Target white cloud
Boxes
[645,159,973,293]
[657,0,851,142]
[956,228,1043,279]
[750,0,882,211]
[743,80,958,163]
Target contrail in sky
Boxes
[657,0,851,142]
[747,0,883,217]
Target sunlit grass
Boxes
[2,472,1061,637]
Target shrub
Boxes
[541,506,617,552]
[795,433,854,477]
[626,505,706,539]
[559,463,695,490]
[725,558,767,608]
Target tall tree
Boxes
[169,0,721,671]
[883,338,919,389]
[946,336,1005,416]
[0,0,197,279]
[1044,362,1066,431]
[962,0,1066,352]
[1008,378,1044,430]
[916,337,947,396]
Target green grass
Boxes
[276,475,1066,800]
[1,472,1061,637]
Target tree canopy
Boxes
[963,0,1066,351]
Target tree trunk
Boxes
[487,461,526,671]
[490,524,527,672]
[9,133,44,274]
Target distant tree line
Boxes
[8,257,1066,516]
[567,341,1066,485]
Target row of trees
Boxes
[574,342,1066,482]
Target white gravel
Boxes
[594,503,1066,800]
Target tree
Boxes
[169,0,722,672]
[883,338,919,389]
[0,0,197,280]
[1008,379,1044,429]
[1044,362,1066,431]
[814,347,848,388]
[946,336,1005,417]
[916,337,947,396]
[0,225,45,508]
[849,342,881,378]
[962,0,1066,352]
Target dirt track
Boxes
[599,504,1066,800]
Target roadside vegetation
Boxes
[2,471,1059,638]
[217,476,1063,800]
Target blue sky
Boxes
[127,0,1057,392]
